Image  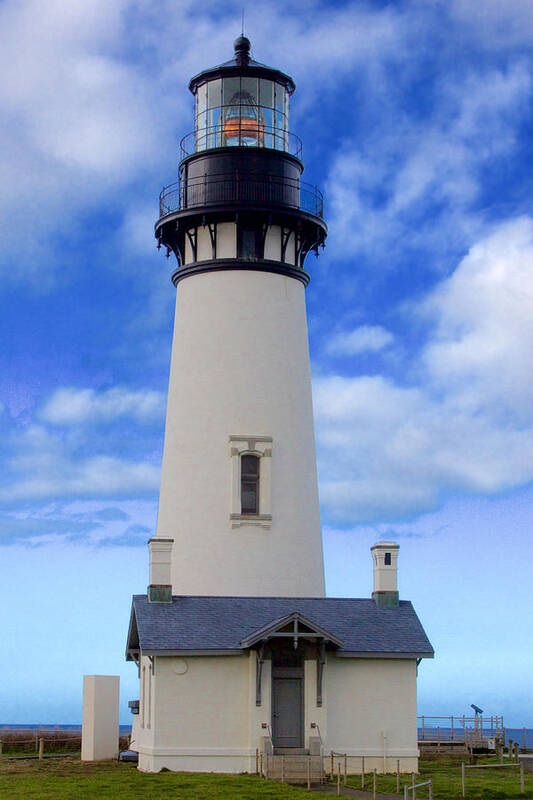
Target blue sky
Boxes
[1,0,532,727]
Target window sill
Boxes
[231,513,272,530]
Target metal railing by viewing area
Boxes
[159,173,324,219]
[418,715,505,742]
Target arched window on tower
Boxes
[241,454,260,515]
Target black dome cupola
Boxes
[155,39,327,287]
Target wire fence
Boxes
[0,729,129,755]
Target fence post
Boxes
[337,763,341,796]
[331,751,334,777]
[281,756,284,783]
[344,753,347,785]
[255,748,258,774]
[451,716,454,741]
[260,752,263,777]
[397,759,400,793]
[307,756,311,790]
[412,772,416,800]
[524,728,527,750]
[520,762,525,794]
[461,762,465,798]
[422,716,425,740]
[428,779,433,800]
[38,738,44,760]
[361,755,365,789]
[373,768,377,800]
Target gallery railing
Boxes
[180,118,302,158]
[159,172,324,218]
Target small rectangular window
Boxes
[385,552,391,565]
[241,455,259,514]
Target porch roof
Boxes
[126,595,434,661]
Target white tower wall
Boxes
[155,268,325,597]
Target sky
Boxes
[1,0,532,728]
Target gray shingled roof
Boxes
[126,596,433,660]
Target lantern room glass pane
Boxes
[207,78,222,109]
[207,79,222,148]
[273,82,288,150]
[222,76,241,108]
[260,79,274,148]
[195,83,208,150]
[241,76,259,105]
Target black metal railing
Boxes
[180,124,303,159]
[159,172,324,218]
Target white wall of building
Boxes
[137,653,263,773]
[325,657,419,772]
[156,269,325,597]
[135,653,419,773]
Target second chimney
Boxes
[371,541,399,608]
[148,538,174,602]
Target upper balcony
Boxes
[159,171,324,221]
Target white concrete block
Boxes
[81,675,120,761]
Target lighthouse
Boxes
[153,36,327,597]
[126,38,433,776]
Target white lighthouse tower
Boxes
[153,36,327,597]
[126,38,433,776]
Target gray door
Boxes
[272,675,304,748]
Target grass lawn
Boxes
[346,756,533,799]
[2,755,532,799]
[0,757,318,800]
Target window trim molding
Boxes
[229,435,272,528]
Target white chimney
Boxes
[371,541,399,607]
[148,538,174,602]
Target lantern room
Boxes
[186,36,295,155]
[194,74,289,151]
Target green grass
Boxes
[0,758,319,800]
[2,755,532,799]
[346,756,533,799]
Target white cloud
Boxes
[0,385,164,505]
[326,325,393,356]
[326,60,530,264]
[0,423,160,502]
[0,498,157,546]
[40,387,166,425]
[422,217,533,420]
[449,0,533,48]
[314,217,533,522]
